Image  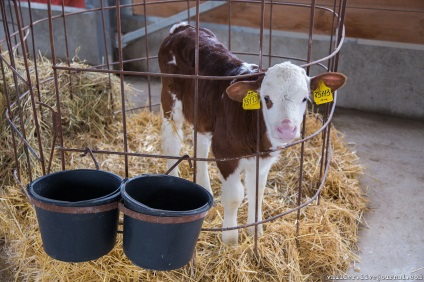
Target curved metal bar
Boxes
[13,169,31,202]
[5,108,42,161]
[1,0,347,241]
[54,103,333,166]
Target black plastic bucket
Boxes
[120,174,213,270]
[27,169,122,262]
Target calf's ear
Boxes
[226,76,264,102]
[310,72,347,92]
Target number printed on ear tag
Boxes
[242,90,261,110]
[313,81,333,105]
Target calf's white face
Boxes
[226,61,347,148]
[260,62,309,145]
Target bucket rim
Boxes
[121,174,214,217]
[119,202,208,224]
[30,197,119,214]
[28,169,122,207]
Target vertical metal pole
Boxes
[115,0,129,178]
[12,0,46,176]
[3,0,36,181]
[193,0,200,185]
[228,1,232,50]
[47,0,66,170]
[317,106,329,205]
[333,0,348,72]
[0,1,20,180]
[26,0,44,123]
[318,0,348,205]
[16,0,30,56]
[7,0,18,54]
[100,0,114,110]
[60,0,73,100]
[186,0,191,25]
[142,1,152,112]
[268,0,274,68]
[306,0,316,75]
[253,0,267,257]
[327,0,338,72]
[296,0,317,250]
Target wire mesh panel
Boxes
[0,0,359,280]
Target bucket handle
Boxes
[165,154,192,175]
[14,169,31,202]
[80,147,100,170]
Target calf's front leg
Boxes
[161,96,184,177]
[244,166,270,237]
[221,172,244,244]
[196,132,213,196]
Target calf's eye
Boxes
[263,95,273,109]
[302,97,309,103]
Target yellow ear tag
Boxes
[313,81,333,105]
[242,90,261,110]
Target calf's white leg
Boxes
[221,172,244,244]
[161,99,184,177]
[196,132,213,196]
[244,160,273,237]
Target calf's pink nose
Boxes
[279,119,295,130]
[277,119,297,134]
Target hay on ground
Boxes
[0,51,134,186]
[0,54,367,281]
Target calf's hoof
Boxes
[222,230,238,245]
[247,224,263,237]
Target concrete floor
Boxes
[332,109,424,279]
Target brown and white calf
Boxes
[158,22,346,244]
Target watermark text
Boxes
[327,274,424,281]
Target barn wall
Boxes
[131,1,424,120]
[337,40,424,119]
[124,18,424,120]
[133,0,424,45]
[0,2,111,66]
[1,1,423,119]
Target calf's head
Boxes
[226,62,347,146]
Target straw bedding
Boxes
[0,55,367,281]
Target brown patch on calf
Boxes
[226,76,264,102]
[158,24,272,178]
[212,101,272,178]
